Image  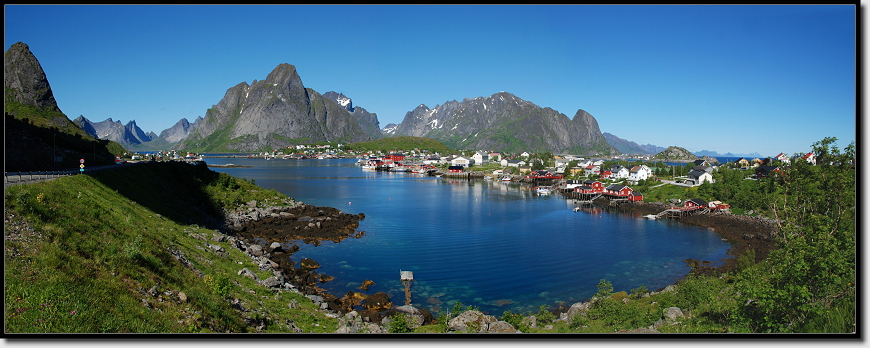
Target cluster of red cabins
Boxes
[570,180,644,202]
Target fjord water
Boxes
[207,158,729,315]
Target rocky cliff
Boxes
[4,42,59,112]
[390,92,618,155]
[159,116,203,144]
[651,146,700,161]
[323,91,382,140]
[175,64,373,152]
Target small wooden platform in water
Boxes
[400,271,414,281]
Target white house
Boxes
[422,157,441,165]
[610,165,630,179]
[628,165,652,182]
[774,153,791,164]
[451,156,472,168]
[687,169,714,185]
[472,151,490,165]
[501,159,526,167]
[554,158,572,167]
[521,152,531,158]
[801,152,816,165]
[585,165,601,176]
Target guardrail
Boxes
[4,162,141,184]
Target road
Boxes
[4,162,142,187]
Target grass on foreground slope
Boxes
[4,162,338,333]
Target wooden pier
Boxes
[655,206,710,219]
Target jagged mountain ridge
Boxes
[603,132,666,155]
[175,63,373,152]
[73,116,154,146]
[390,92,618,155]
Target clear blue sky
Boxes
[5,5,856,156]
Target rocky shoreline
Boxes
[597,199,779,277]
[216,194,782,333]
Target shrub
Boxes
[388,313,413,333]
[204,274,233,298]
[535,305,556,324]
[630,284,649,299]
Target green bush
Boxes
[535,305,556,324]
[630,284,648,299]
[388,313,413,333]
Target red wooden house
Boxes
[575,180,604,193]
[604,184,634,198]
[447,165,464,173]
[683,198,708,209]
[385,153,405,161]
[599,170,613,179]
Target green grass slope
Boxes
[4,162,338,333]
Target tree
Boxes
[596,279,614,298]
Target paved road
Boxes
[4,163,142,187]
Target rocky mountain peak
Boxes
[324,91,354,112]
[175,63,373,152]
[4,41,59,111]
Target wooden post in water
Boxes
[400,270,414,306]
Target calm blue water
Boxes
[206,158,730,315]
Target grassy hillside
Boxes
[4,162,339,333]
[346,136,454,154]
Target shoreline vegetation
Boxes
[4,138,855,334]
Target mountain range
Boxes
[693,150,767,158]
[73,116,155,145]
[52,56,747,156]
[602,133,666,155]
[387,92,618,155]
[175,63,373,152]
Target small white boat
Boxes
[535,186,554,194]
[643,214,658,220]
[501,176,512,182]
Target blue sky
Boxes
[4,5,856,156]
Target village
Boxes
[110,144,816,221]
[342,148,818,221]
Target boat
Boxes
[501,176,512,182]
[643,214,659,220]
[535,186,554,194]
